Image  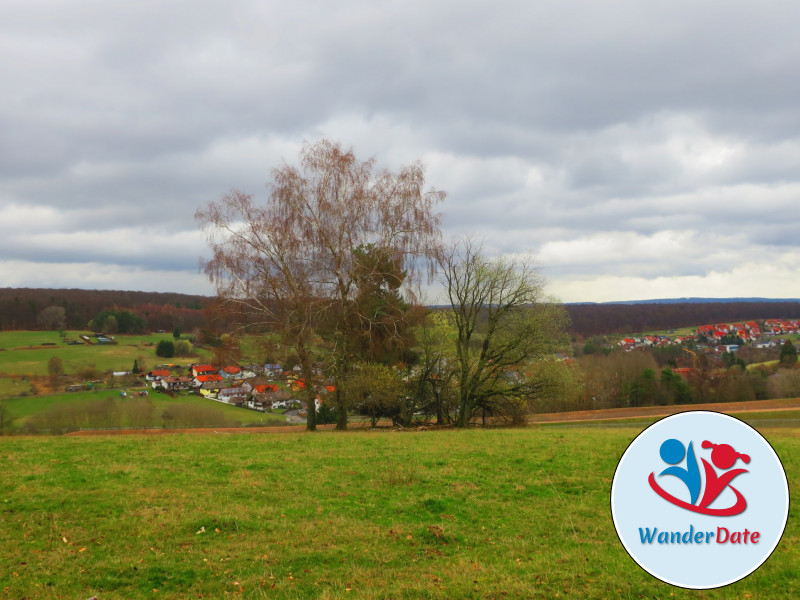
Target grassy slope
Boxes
[0,331,211,378]
[0,427,797,599]
[2,388,291,430]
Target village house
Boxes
[220,365,242,379]
[198,381,224,398]
[193,373,224,388]
[263,363,283,377]
[158,376,193,392]
[252,383,279,394]
[146,369,171,382]
[190,364,217,378]
[218,387,248,405]
[247,397,268,411]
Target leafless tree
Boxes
[37,306,66,330]
[196,139,444,430]
[440,237,570,426]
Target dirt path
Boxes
[526,398,800,424]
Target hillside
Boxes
[6,288,800,341]
[566,301,800,338]
[0,288,212,331]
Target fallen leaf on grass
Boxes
[427,525,445,539]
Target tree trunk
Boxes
[335,396,348,430]
[332,385,348,430]
[434,387,444,425]
[305,388,317,431]
[298,342,317,432]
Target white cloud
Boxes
[550,262,800,304]
[0,259,214,295]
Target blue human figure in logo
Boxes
[658,438,701,505]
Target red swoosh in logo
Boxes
[648,472,747,516]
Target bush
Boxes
[76,364,99,381]
[316,403,338,425]
[780,340,798,368]
[156,340,175,358]
[174,339,194,356]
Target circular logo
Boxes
[610,411,789,589]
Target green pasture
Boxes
[1,389,291,432]
[0,330,211,378]
[0,427,797,599]
[0,375,32,398]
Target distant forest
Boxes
[566,301,800,338]
[3,288,800,339]
[0,288,211,332]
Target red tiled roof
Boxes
[254,384,279,394]
[196,374,224,383]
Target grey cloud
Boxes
[4,0,800,300]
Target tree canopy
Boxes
[439,238,571,426]
[196,139,445,430]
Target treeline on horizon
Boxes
[3,288,800,339]
[0,288,211,332]
[565,301,800,338]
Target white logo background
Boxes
[611,411,789,589]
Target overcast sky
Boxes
[3,1,800,303]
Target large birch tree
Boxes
[196,139,444,430]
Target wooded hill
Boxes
[4,288,800,340]
[566,301,800,338]
[0,288,211,332]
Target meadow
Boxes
[0,426,797,599]
[1,388,291,432]
[0,330,211,380]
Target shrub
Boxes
[156,340,175,358]
[316,403,338,425]
[174,339,194,357]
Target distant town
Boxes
[618,319,799,353]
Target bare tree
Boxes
[47,356,64,387]
[37,306,66,330]
[439,237,570,426]
[196,139,444,430]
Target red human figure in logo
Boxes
[698,441,750,510]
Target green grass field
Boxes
[0,330,211,379]
[1,388,292,432]
[0,427,797,599]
